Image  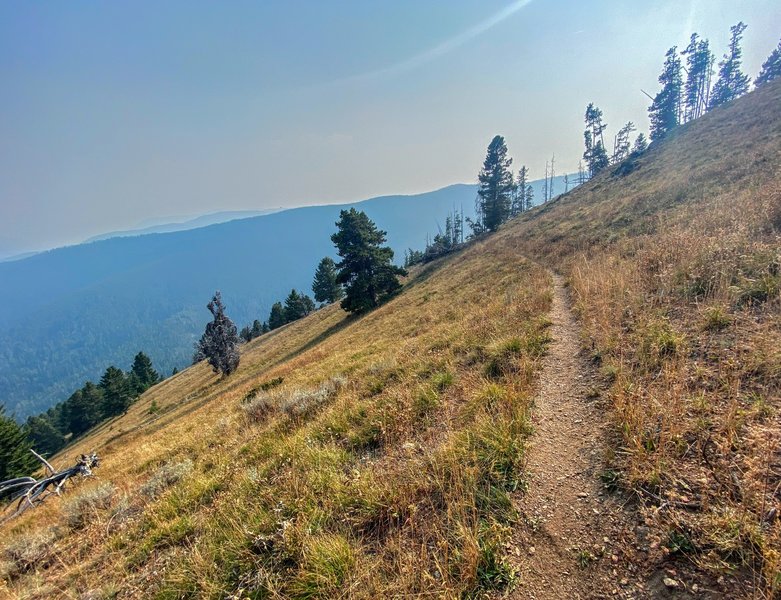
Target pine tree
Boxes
[512,167,532,215]
[755,38,781,87]
[476,135,514,232]
[682,33,714,121]
[251,320,264,338]
[648,47,683,140]
[24,414,65,457]
[331,208,407,313]
[0,406,37,482]
[583,104,610,176]
[130,351,159,393]
[284,289,315,322]
[524,176,534,211]
[612,122,636,163]
[193,291,241,376]
[268,302,286,330]
[239,325,252,343]
[709,22,750,109]
[632,133,649,154]
[312,257,343,304]
[62,382,103,437]
[99,366,133,417]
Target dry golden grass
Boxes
[3,71,779,600]
[0,221,552,598]
[507,79,781,596]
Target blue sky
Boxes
[1,0,779,256]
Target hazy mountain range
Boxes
[0,175,573,419]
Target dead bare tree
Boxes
[0,450,100,522]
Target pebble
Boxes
[577,492,589,498]
[663,577,679,589]
[528,546,536,555]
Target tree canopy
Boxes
[331,208,407,314]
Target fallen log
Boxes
[0,451,99,522]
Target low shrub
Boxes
[140,460,193,499]
[62,482,116,529]
[1,527,59,576]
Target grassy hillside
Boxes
[0,184,478,419]
[512,79,781,595]
[0,175,571,420]
[2,80,779,598]
[0,220,553,598]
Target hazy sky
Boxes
[1,1,779,256]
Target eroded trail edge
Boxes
[507,273,638,600]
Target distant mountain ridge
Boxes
[83,208,284,242]
[0,176,574,419]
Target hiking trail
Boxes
[506,273,644,599]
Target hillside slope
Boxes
[1,210,553,598]
[511,79,781,597]
[0,175,572,420]
[2,81,779,598]
[0,184,478,419]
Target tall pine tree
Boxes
[648,47,683,140]
[755,38,781,87]
[284,289,316,321]
[583,104,609,176]
[331,208,407,314]
[62,382,103,437]
[682,33,714,121]
[512,166,533,215]
[709,22,750,109]
[476,135,514,232]
[193,291,241,376]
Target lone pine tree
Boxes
[331,208,407,314]
[476,135,514,232]
[312,257,343,304]
[194,291,240,376]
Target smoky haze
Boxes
[1,0,779,258]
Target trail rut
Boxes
[507,273,639,599]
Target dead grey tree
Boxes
[0,451,100,522]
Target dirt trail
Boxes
[507,273,639,599]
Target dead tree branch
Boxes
[0,452,100,522]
